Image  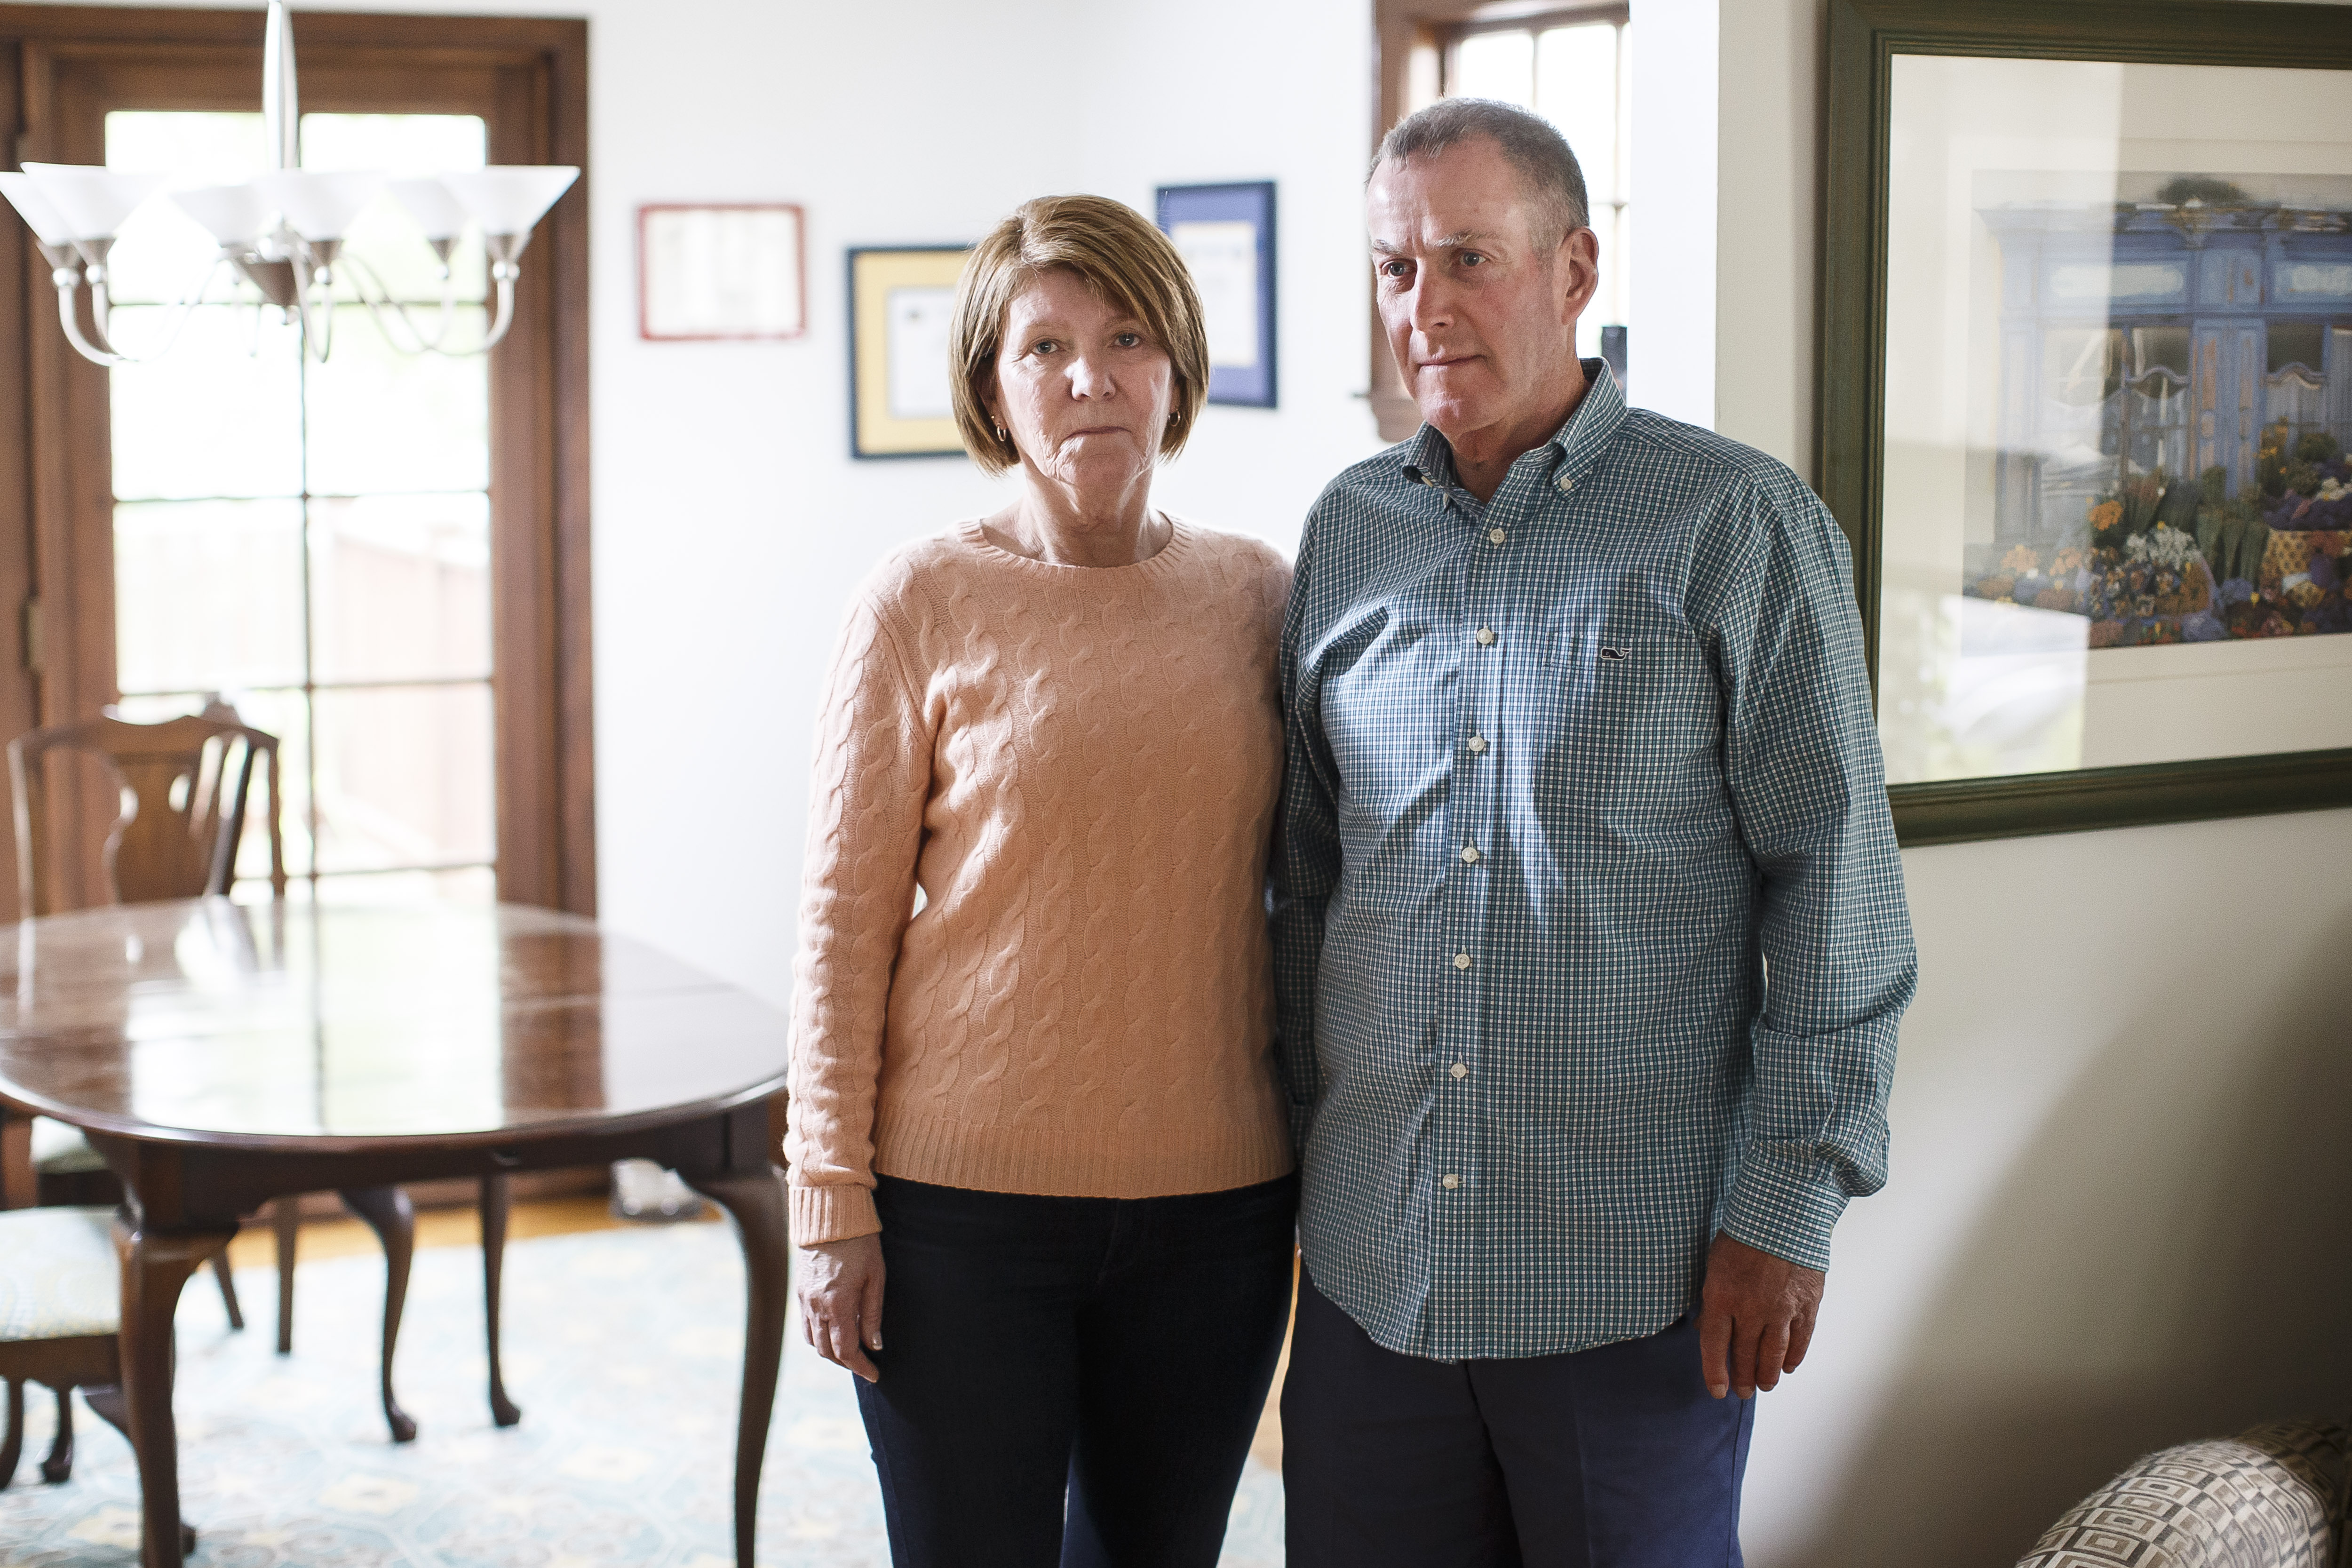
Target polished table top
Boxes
[0,899,791,1151]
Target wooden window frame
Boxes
[0,5,593,918]
[1369,0,1627,443]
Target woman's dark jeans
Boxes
[853,1171,1298,1568]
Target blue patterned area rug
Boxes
[0,1223,1286,1567]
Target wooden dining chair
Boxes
[0,1204,198,1555]
[1,706,521,1441]
[3,709,285,1333]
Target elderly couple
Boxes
[786,97,1916,1568]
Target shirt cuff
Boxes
[1719,1146,1851,1273]
[788,1181,880,1247]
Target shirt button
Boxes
[1453,952,1471,970]
[1441,1173,1462,1189]
[1449,1062,1469,1080]
[1461,845,1479,864]
[1468,734,1487,754]
[1487,527,1507,546]
[1475,626,1495,646]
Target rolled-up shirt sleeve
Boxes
[1703,478,1917,1273]
[786,595,929,1247]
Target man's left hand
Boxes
[1697,1232,1824,1400]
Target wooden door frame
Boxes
[1368,0,1630,444]
[1371,0,1482,443]
[0,5,593,917]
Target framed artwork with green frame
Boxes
[1821,0,2352,844]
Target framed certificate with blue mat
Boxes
[1155,181,1277,408]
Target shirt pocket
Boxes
[1537,626,1720,825]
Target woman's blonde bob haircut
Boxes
[949,194,1211,477]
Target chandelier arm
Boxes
[338,253,453,355]
[467,270,519,355]
[287,245,336,363]
[55,274,130,367]
[54,256,234,367]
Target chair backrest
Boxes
[6,708,286,918]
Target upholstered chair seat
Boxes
[1,1205,124,1493]
[27,1117,107,1177]
[0,1206,117,1344]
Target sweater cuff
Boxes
[1719,1146,1850,1274]
[789,1182,881,1247]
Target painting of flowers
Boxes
[1963,422,2352,647]
[1960,173,2352,651]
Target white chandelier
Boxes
[0,0,576,366]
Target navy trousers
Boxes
[1282,1272,1754,1568]
[852,1172,1297,1568]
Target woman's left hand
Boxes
[796,1233,886,1383]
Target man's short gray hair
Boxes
[1372,98,1590,253]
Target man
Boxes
[1273,98,1916,1567]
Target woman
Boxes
[787,193,1297,1568]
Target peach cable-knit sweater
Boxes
[785,517,1296,1246]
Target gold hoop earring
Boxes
[994,424,1009,443]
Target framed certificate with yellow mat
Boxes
[848,245,971,459]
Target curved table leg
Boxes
[480,1174,521,1427]
[273,1197,300,1354]
[682,1165,787,1568]
[113,1213,234,1568]
[84,1389,196,1556]
[337,1186,417,1444]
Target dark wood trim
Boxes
[1453,4,1629,41]
[0,43,32,920]
[546,21,594,917]
[1368,0,1628,443]
[0,7,594,916]
[1818,0,2352,845]
[0,6,584,52]
[24,37,120,912]
[1372,0,1492,443]
[1891,748,2352,846]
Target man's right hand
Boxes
[796,1233,886,1383]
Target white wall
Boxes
[1076,0,1379,548]
[582,0,1092,996]
[1708,4,2352,1565]
[577,0,1379,993]
[1628,0,1716,427]
[83,0,1383,994]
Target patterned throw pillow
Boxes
[2017,1422,2347,1568]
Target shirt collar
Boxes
[1395,358,1626,496]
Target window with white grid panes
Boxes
[1446,8,1630,363]
[104,110,497,905]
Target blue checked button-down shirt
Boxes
[1273,362,1916,1361]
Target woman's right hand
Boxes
[796,1233,886,1383]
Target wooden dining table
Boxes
[0,897,793,1568]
